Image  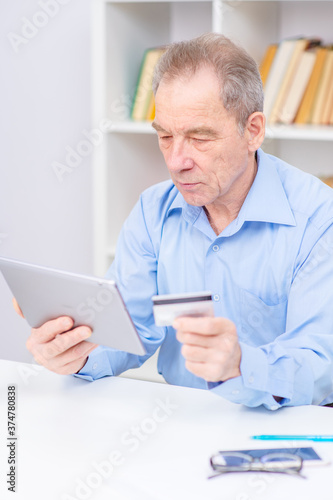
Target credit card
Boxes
[152,291,214,327]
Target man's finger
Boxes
[47,341,98,374]
[39,326,93,360]
[173,316,232,335]
[12,297,24,318]
[176,330,219,347]
[56,354,93,376]
[30,316,75,343]
[181,344,209,362]
[185,360,220,382]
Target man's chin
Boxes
[179,191,206,207]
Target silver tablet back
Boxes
[0,257,146,356]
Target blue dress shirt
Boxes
[78,149,333,410]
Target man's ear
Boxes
[246,112,266,152]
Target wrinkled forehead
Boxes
[157,61,220,91]
[156,65,222,105]
[153,69,232,135]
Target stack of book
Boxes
[130,47,165,122]
[260,37,333,125]
[320,176,333,188]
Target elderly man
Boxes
[20,33,333,409]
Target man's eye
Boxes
[159,136,171,140]
[193,138,209,144]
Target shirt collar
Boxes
[167,189,202,225]
[167,148,296,228]
[237,149,296,226]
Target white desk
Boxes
[0,360,333,500]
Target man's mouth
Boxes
[177,182,200,190]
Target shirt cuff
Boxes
[208,342,287,410]
[74,345,114,381]
[210,376,282,410]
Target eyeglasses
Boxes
[209,451,305,479]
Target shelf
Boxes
[106,121,156,134]
[104,0,333,3]
[93,0,333,277]
[105,121,333,141]
[265,125,333,141]
[105,0,210,3]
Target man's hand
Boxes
[12,297,24,318]
[12,298,97,375]
[173,316,241,383]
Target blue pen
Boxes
[252,435,333,442]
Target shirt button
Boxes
[270,405,279,411]
[248,376,254,384]
[213,294,220,302]
[212,245,220,252]
[231,390,240,395]
[92,363,98,370]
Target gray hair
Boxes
[152,33,264,134]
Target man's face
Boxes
[153,66,255,210]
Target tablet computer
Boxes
[0,256,146,356]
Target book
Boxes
[329,95,333,125]
[310,48,333,125]
[259,44,277,87]
[145,93,156,121]
[131,47,165,121]
[263,37,305,122]
[294,47,328,124]
[278,47,318,124]
[320,176,333,188]
[269,38,320,124]
[321,71,333,124]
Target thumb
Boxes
[12,297,24,319]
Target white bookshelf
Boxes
[92,0,333,276]
[91,0,333,383]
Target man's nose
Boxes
[166,141,195,173]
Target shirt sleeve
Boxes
[211,222,333,410]
[75,194,166,381]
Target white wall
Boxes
[0,0,94,362]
